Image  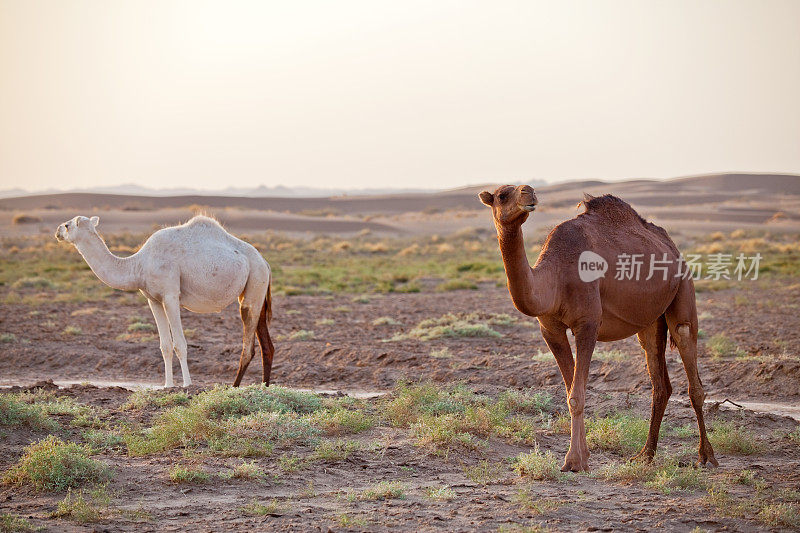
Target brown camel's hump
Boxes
[582,194,647,225]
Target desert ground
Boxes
[1,173,799,532]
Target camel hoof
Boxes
[629,449,655,464]
[561,457,588,473]
[697,456,719,468]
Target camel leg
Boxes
[148,298,174,388]
[256,300,275,385]
[163,295,191,387]
[632,315,671,462]
[232,301,259,387]
[539,321,575,395]
[563,320,598,472]
[666,281,718,467]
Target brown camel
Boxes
[480,185,717,472]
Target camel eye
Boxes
[498,193,508,201]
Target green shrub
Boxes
[388,313,502,341]
[311,439,360,462]
[125,385,323,456]
[309,408,375,435]
[241,500,283,516]
[586,413,650,454]
[0,513,38,532]
[499,389,553,415]
[709,421,762,454]
[168,465,210,483]
[358,481,406,501]
[514,446,562,481]
[707,334,746,358]
[52,486,110,522]
[0,395,58,431]
[229,460,264,480]
[3,436,110,492]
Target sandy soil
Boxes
[1,285,799,400]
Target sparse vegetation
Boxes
[335,513,369,527]
[707,334,747,358]
[436,279,478,291]
[168,465,210,483]
[372,316,401,326]
[513,491,565,515]
[514,446,563,481]
[0,395,58,431]
[358,481,406,501]
[586,413,651,454]
[284,330,315,341]
[311,439,360,462]
[708,421,762,455]
[229,460,264,480]
[387,313,502,342]
[463,460,506,485]
[429,346,453,358]
[241,499,284,516]
[424,485,456,500]
[12,214,42,225]
[52,485,111,522]
[0,513,38,532]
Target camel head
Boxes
[479,184,538,226]
[55,216,100,244]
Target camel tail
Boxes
[263,279,273,325]
[668,333,677,351]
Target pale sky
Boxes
[1,0,799,192]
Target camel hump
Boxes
[186,215,223,228]
[581,194,647,224]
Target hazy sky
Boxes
[1,0,799,191]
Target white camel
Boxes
[55,215,274,388]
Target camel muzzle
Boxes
[520,204,537,212]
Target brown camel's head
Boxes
[479,185,538,226]
[55,215,100,244]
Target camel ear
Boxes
[89,216,99,227]
[479,191,494,206]
[582,192,595,203]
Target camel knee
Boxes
[655,376,673,399]
[173,338,188,360]
[568,394,585,417]
[687,384,706,406]
[653,382,672,404]
[672,324,693,349]
[159,340,172,358]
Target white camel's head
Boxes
[55,216,100,244]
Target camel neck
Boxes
[73,232,141,291]
[497,224,554,317]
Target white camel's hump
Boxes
[184,215,224,228]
